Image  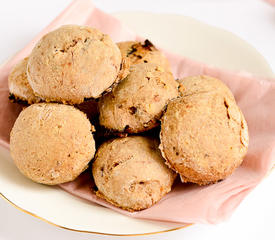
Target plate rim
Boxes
[0,193,193,236]
[113,11,274,78]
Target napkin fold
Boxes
[0,0,274,224]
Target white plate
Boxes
[0,12,274,237]
[115,12,274,78]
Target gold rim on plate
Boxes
[0,193,193,236]
[1,163,273,236]
[1,164,274,236]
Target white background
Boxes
[0,0,275,239]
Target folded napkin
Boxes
[0,0,274,224]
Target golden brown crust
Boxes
[178,75,231,97]
[98,63,179,133]
[92,136,176,211]
[116,57,131,82]
[27,25,121,104]
[10,103,96,185]
[117,40,171,72]
[160,75,249,185]
[8,57,42,104]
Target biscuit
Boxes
[160,75,249,185]
[117,40,171,71]
[8,57,41,104]
[10,103,96,185]
[92,136,176,211]
[178,75,231,97]
[99,63,179,133]
[27,25,121,104]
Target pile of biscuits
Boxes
[9,25,249,211]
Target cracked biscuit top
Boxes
[98,63,179,133]
[92,136,176,211]
[160,75,249,185]
[27,25,121,104]
[117,40,171,72]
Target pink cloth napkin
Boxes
[0,0,274,224]
[264,0,275,6]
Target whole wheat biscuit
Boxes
[8,57,42,104]
[98,63,179,133]
[27,25,121,104]
[10,103,96,185]
[178,75,232,97]
[160,75,249,185]
[117,40,171,71]
[92,136,176,211]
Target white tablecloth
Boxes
[0,1,274,239]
